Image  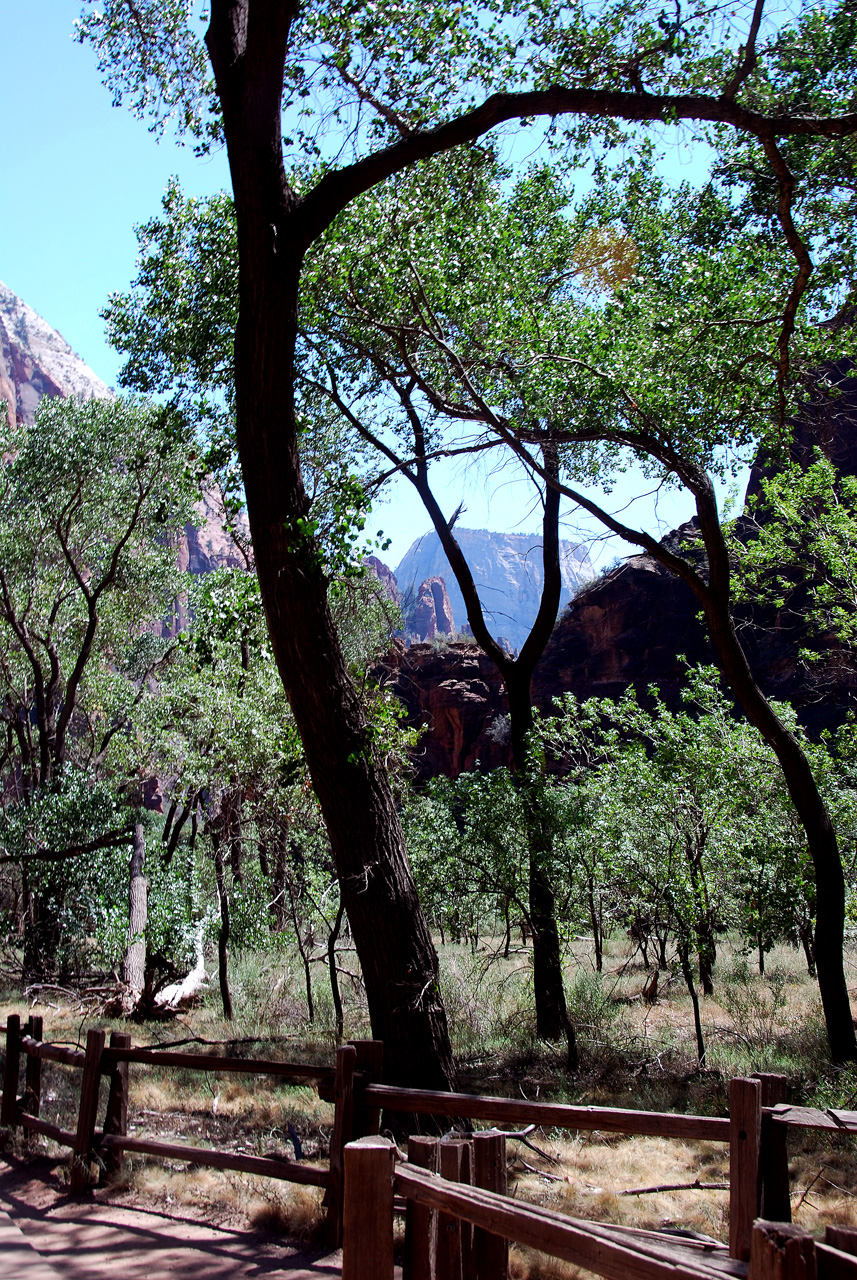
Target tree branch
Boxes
[299,85,857,243]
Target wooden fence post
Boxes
[437,1140,471,1280]
[753,1072,791,1223]
[730,1076,763,1262]
[342,1135,396,1280]
[1,1014,21,1128]
[748,1221,816,1280]
[101,1031,131,1178]
[70,1028,106,1194]
[405,1135,438,1280]
[826,1226,857,1256]
[327,1043,357,1248]
[473,1131,509,1280]
[22,1015,43,1148]
[350,1039,383,1138]
[460,1141,474,1277]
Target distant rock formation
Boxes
[365,555,401,607]
[395,527,592,653]
[408,576,456,642]
[381,359,857,778]
[0,279,112,429]
[378,640,508,777]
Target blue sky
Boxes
[1,3,231,389]
[1,3,731,572]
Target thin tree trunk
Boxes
[212,835,234,1021]
[327,899,345,1042]
[688,491,856,1060]
[800,921,816,977]
[589,887,603,973]
[530,434,857,1061]
[288,876,315,1023]
[509,674,577,1070]
[678,939,706,1065]
[122,822,147,991]
[697,916,716,997]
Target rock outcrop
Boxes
[408,576,456,642]
[0,279,112,429]
[395,527,592,653]
[379,641,508,777]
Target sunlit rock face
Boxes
[407,575,457,642]
[0,280,112,429]
[395,527,592,655]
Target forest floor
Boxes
[2,934,857,1279]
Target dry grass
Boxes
[2,929,857,1257]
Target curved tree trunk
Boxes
[687,490,856,1061]
[508,675,578,1069]
[409,435,577,1066]
[205,5,455,1091]
[540,456,857,1062]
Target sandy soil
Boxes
[0,1156,344,1280]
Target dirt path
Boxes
[0,1157,343,1280]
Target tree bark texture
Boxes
[122,822,147,991]
[205,0,455,1090]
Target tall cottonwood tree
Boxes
[78,0,857,1074]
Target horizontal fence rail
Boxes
[100,1045,336,1081]
[358,1082,731,1140]
[4,1014,857,1271]
[395,1160,740,1280]
[344,1136,857,1280]
[98,1132,329,1186]
[0,1014,380,1240]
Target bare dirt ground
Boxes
[0,1155,344,1280]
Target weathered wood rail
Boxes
[3,1014,857,1273]
[344,1134,857,1280]
[0,1013,381,1242]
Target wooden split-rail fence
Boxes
[3,1014,857,1279]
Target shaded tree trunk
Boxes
[122,822,147,991]
[542,457,857,1061]
[588,884,603,973]
[687,486,856,1060]
[206,3,455,1092]
[212,834,234,1021]
[510,676,578,1072]
[678,938,706,1064]
[408,433,577,1068]
[696,917,716,997]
